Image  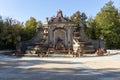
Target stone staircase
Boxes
[48,53,73,57]
[73,27,95,54]
[24,52,73,57]
[79,41,95,53]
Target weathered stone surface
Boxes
[16,10,105,55]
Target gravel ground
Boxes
[0,51,120,80]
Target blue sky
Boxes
[0,0,120,23]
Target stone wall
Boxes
[16,28,44,53]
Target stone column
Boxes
[100,40,105,49]
[80,25,88,41]
[48,27,53,43]
[67,27,71,47]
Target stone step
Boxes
[48,53,73,57]
[24,53,38,57]
[24,53,73,57]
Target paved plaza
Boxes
[0,52,120,80]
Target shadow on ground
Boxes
[0,58,120,80]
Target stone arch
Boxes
[53,29,67,47]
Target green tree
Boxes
[95,0,120,48]
[0,16,43,50]
[0,16,3,34]
[0,17,23,49]
[22,17,37,41]
[70,11,87,26]
[21,17,43,41]
[86,17,98,40]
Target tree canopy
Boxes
[86,0,120,49]
[70,11,87,26]
[0,18,23,49]
[0,16,42,49]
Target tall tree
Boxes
[0,17,23,49]
[22,17,37,41]
[70,11,87,26]
[95,0,120,48]
[0,16,3,34]
[21,17,43,41]
[86,17,98,40]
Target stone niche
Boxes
[48,26,73,49]
[53,29,66,46]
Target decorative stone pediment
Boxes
[48,10,74,24]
